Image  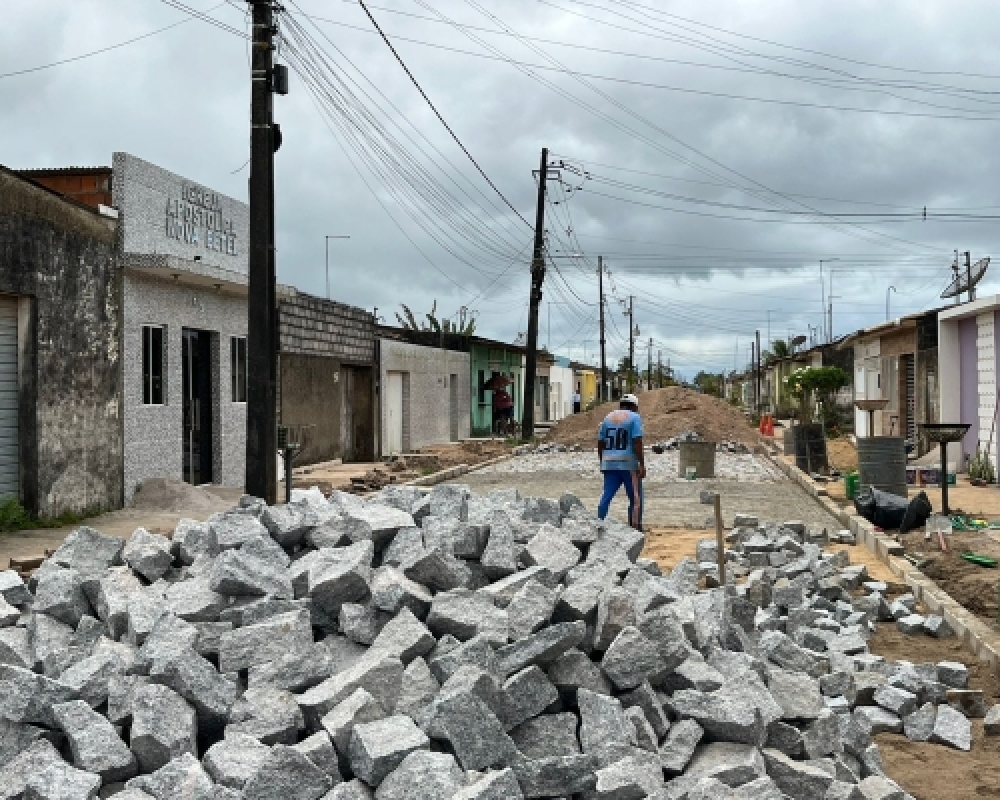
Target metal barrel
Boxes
[857,436,908,498]
[793,423,828,473]
[678,441,717,478]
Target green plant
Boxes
[395,301,476,335]
[969,445,996,483]
[784,366,850,425]
[0,497,29,530]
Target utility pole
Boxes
[626,295,635,392]
[246,0,280,504]
[755,329,761,416]
[522,147,548,441]
[647,337,653,391]
[966,250,974,302]
[657,350,663,388]
[598,256,607,402]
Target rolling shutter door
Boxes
[0,298,18,499]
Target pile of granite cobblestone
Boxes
[0,484,992,800]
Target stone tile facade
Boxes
[279,289,374,363]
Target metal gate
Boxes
[903,354,916,442]
[0,297,17,499]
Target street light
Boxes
[325,235,350,300]
[819,258,840,342]
[886,285,897,321]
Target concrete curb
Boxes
[769,452,1000,677]
[405,453,514,488]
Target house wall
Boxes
[121,272,247,501]
[576,370,597,409]
[959,317,979,459]
[278,291,375,464]
[471,345,523,435]
[876,328,915,438]
[0,169,123,515]
[549,363,575,421]
[379,340,470,453]
[853,340,881,436]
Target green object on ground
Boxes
[960,551,999,568]
[845,471,860,500]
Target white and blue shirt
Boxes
[598,409,644,472]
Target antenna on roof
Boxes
[941,252,989,303]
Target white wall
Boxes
[549,364,575,420]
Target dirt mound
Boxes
[546,386,765,448]
[130,477,227,515]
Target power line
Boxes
[355,0,531,228]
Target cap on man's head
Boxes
[621,393,639,408]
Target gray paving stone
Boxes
[902,702,936,743]
[929,703,972,751]
[293,730,342,783]
[49,526,125,588]
[122,528,173,583]
[480,515,520,580]
[620,682,670,742]
[202,733,272,789]
[324,779,374,799]
[687,742,765,787]
[500,665,559,730]
[936,661,969,689]
[669,688,764,746]
[242,744,332,800]
[426,589,508,645]
[308,541,375,616]
[857,775,907,800]
[344,505,416,550]
[372,751,465,799]
[985,703,1000,735]
[57,646,127,709]
[211,514,273,552]
[401,549,472,593]
[873,686,918,718]
[601,626,668,690]
[171,520,219,566]
[522,526,582,581]
[349,714,430,786]
[497,621,587,676]
[227,687,305,745]
[770,668,825,721]
[421,688,519,771]
[369,567,433,619]
[394,657,440,720]
[451,767,523,800]
[578,688,636,769]
[261,504,317,549]
[0,739,65,800]
[625,705,659,752]
[52,700,136,783]
[210,549,294,599]
[381,527,425,568]
[297,654,404,731]
[762,748,835,798]
[590,753,664,797]
[34,569,90,628]
[479,567,558,608]
[23,760,102,800]
[149,646,237,731]
[129,683,197,773]
[164,574,227,623]
[0,665,77,727]
[547,648,613,700]
[126,753,215,800]
[593,587,636,652]
[511,754,598,797]
[0,569,32,606]
[853,707,902,736]
[507,579,560,641]
[218,609,314,673]
[510,713,582,760]
[321,687,386,756]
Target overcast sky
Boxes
[4,0,1000,378]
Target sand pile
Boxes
[545,386,765,448]
[130,477,228,515]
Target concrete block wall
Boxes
[0,168,123,515]
[380,339,470,453]
[122,271,247,502]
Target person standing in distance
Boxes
[597,393,645,529]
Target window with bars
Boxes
[142,326,164,405]
[231,336,247,403]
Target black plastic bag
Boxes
[854,486,910,530]
[899,490,933,534]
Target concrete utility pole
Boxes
[647,337,653,391]
[657,350,663,388]
[246,0,280,504]
[626,295,635,392]
[598,256,607,402]
[522,147,549,441]
[755,329,761,416]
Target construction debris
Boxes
[0,484,974,798]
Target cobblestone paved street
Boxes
[453,450,844,531]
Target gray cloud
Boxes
[3,0,999,376]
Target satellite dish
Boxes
[790,335,807,347]
[941,257,989,299]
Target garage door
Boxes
[0,298,18,499]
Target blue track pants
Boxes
[597,469,644,529]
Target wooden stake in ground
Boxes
[713,492,726,585]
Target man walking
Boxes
[572,385,582,414]
[597,393,645,530]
